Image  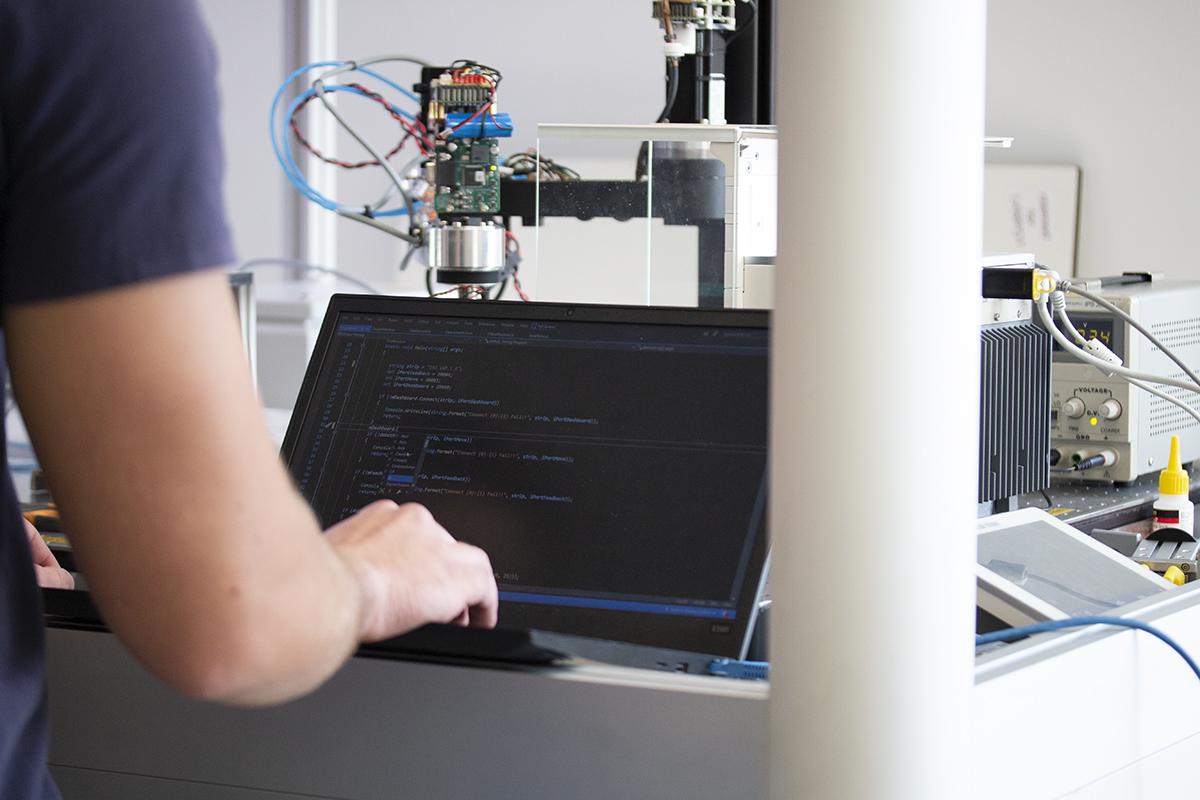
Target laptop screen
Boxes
[281,296,769,658]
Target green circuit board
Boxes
[433,138,501,215]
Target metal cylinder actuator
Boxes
[427,222,506,286]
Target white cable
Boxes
[235,259,381,295]
[318,55,430,77]
[1062,281,1200,393]
[1036,298,1200,394]
[1128,377,1200,428]
[1053,300,1088,346]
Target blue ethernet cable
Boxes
[977,615,1200,682]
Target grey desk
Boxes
[45,626,767,800]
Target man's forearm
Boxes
[7,272,364,705]
[173,521,365,705]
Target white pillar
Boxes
[283,0,339,270]
[769,2,985,799]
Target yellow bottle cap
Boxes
[1160,435,1190,497]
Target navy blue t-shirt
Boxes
[0,2,235,796]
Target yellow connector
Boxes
[1164,565,1188,586]
[1031,268,1060,301]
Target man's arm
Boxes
[5,269,497,705]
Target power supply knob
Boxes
[1063,397,1086,419]
[1099,398,1123,420]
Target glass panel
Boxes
[529,126,732,308]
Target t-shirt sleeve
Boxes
[0,0,237,305]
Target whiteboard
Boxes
[984,164,1081,277]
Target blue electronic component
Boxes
[706,658,770,680]
[445,112,514,139]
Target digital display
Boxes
[282,300,770,657]
[1052,315,1122,361]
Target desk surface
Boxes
[45,626,766,800]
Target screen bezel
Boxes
[280,295,771,659]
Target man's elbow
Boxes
[164,635,269,705]
[150,621,298,706]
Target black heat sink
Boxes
[979,319,1051,503]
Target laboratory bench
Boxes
[22,410,1200,798]
[19,408,767,799]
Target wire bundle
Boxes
[269,57,430,242]
[504,150,580,182]
[289,82,431,169]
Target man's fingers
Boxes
[24,519,60,569]
[35,564,75,590]
[456,543,498,629]
[468,597,498,629]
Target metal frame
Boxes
[523,123,776,309]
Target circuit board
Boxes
[433,138,501,215]
[417,63,512,219]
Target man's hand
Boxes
[24,518,74,590]
[325,500,499,642]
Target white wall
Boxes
[197,0,289,265]
[986,1,1200,278]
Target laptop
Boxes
[280,296,771,671]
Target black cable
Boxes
[1039,488,1054,510]
[656,58,680,123]
[425,266,435,297]
[448,60,503,89]
[722,0,759,48]
[634,142,650,182]
[399,244,420,272]
[636,57,683,181]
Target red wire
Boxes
[486,108,512,131]
[504,231,530,301]
[443,100,492,137]
[290,82,433,169]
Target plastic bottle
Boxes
[1152,435,1195,537]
